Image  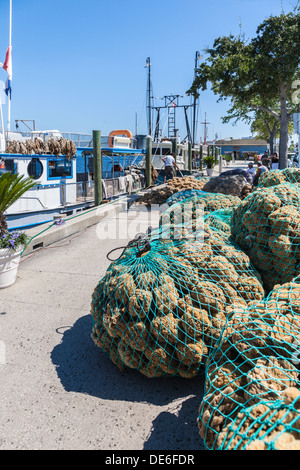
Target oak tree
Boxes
[188,9,300,168]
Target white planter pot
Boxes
[206,168,213,176]
[0,247,22,288]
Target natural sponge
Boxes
[91,224,264,378]
[217,387,300,450]
[231,183,300,292]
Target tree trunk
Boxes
[269,134,274,155]
[269,124,280,155]
[278,84,289,169]
[0,212,8,235]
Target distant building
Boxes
[216,138,269,159]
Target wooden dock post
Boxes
[146,135,152,187]
[188,142,192,173]
[93,130,102,206]
[172,138,178,177]
[199,145,203,171]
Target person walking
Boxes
[262,151,270,169]
[253,161,269,186]
[271,152,279,169]
[162,152,180,183]
[246,162,256,182]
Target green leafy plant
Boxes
[204,156,215,169]
[0,172,36,242]
[0,231,29,250]
[187,10,300,168]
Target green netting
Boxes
[158,194,239,241]
[90,221,264,379]
[197,278,300,450]
[231,182,300,292]
[165,189,207,207]
[257,168,300,188]
[165,192,240,213]
[90,179,300,449]
[204,208,233,237]
[217,393,300,450]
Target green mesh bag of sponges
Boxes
[217,391,300,450]
[90,219,265,379]
[165,191,240,213]
[257,168,300,189]
[159,194,239,241]
[204,208,233,237]
[197,278,300,450]
[231,182,300,293]
[165,189,207,207]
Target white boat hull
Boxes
[6,201,94,231]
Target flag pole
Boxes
[0,100,4,136]
[7,0,12,132]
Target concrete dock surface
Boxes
[0,202,206,451]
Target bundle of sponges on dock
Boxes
[202,169,253,198]
[231,182,300,292]
[165,192,240,213]
[135,186,178,206]
[197,278,300,450]
[6,137,77,159]
[91,168,300,450]
[135,177,209,207]
[90,225,264,379]
[156,195,239,242]
[204,208,233,236]
[167,176,210,191]
[257,168,300,188]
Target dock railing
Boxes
[72,175,145,204]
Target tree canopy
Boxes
[188,9,300,167]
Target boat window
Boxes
[162,148,171,155]
[27,158,43,179]
[152,148,160,155]
[48,159,72,178]
[0,158,16,175]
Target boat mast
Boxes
[146,57,152,137]
[192,51,201,147]
[200,113,210,145]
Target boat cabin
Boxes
[0,154,77,215]
[139,139,188,171]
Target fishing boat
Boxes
[135,56,209,182]
[0,129,147,230]
[137,138,207,170]
[0,2,204,231]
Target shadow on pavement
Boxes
[51,314,206,450]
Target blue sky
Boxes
[0,0,298,142]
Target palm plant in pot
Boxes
[203,155,215,176]
[0,172,36,288]
[224,154,232,165]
